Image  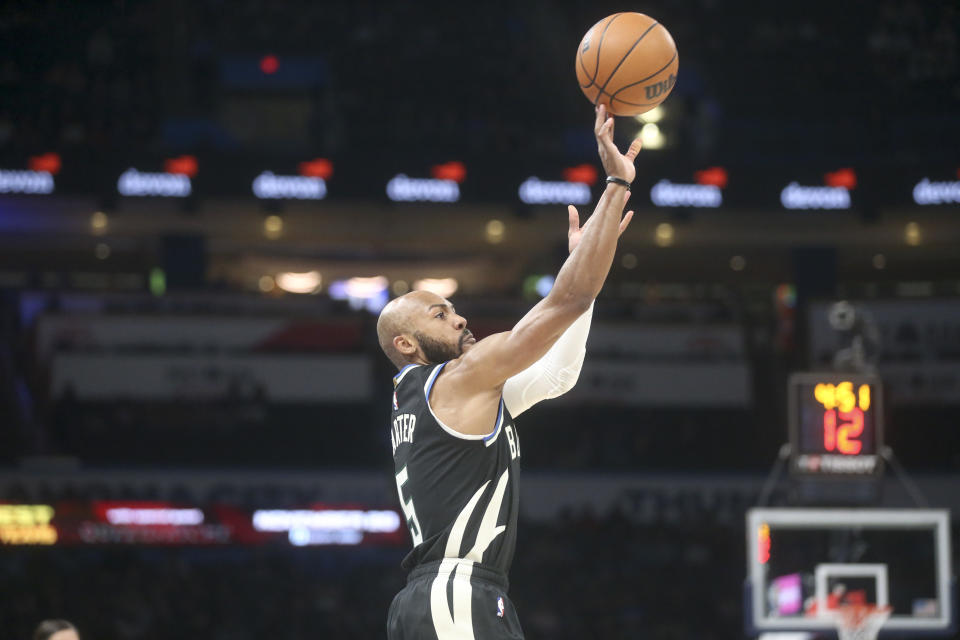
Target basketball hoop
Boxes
[829,604,892,640]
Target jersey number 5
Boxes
[395,466,423,546]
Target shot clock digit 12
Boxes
[788,372,884,476]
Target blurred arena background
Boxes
[0,0,958,638]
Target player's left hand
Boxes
[567,203,634,254]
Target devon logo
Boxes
[645,74,676,100]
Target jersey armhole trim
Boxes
[483,399,504,447]
[393,363,421,387]
[424,362,495,442]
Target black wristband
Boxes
[605,175,631,191]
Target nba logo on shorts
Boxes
[496,596,505,618]
[392,391,398,410]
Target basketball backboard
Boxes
[745,508,954,635]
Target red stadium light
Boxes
[824,168,856,190]
[164,155,199,178]
[260,54,280,75]
[430,161,467,183]
[28,152,61,175]
[298,158,334,179]
[562,164,598,185]
[694,166,728,189]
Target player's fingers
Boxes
[618,210,634,235]
[624,137,643,161]
[602,116,614,139]
[594,103,605,134]
[567,204,580,232]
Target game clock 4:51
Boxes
[788,372,884,476]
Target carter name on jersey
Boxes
[391,413,417,455]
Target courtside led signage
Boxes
[0,504,57,545]
[780,168,856,210]
[252,508,401,546]
[105,507,204,526]
[650,166,727,208]
[0,153,60,195]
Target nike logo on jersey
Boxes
[391,413,417,455]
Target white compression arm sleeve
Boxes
[502,302,594,417]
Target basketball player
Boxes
[33,619,80,640]
[379,104,641,639]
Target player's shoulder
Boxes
[430,354,507,407]
[439,332,511,379]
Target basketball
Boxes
[576,12,679,116]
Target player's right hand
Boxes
[594,103,642,184]
[567,203,633,254]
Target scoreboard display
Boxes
[788,373,884,476]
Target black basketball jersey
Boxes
[389,362,522,578]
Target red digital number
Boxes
[823,410,837,452]
[822,408,864,455]
[837,408,864,454]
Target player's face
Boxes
[413,298,474,364]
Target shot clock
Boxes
[788,373,884,476]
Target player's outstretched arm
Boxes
[447,105,641,392]
[501,202,634,416]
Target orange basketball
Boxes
[575,12,679,116]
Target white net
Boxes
[830,605,892,640]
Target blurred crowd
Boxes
[0,512,744,640]
[1,286,955,471]
[1,545,405,640]
[1,0,956,160]
[27,397,959,471]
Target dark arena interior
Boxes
[0,1,958,639]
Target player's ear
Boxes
[394,334,418,358]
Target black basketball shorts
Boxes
[387,559,524,640]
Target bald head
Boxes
[377,291,444,369]
[378,291,473,369]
